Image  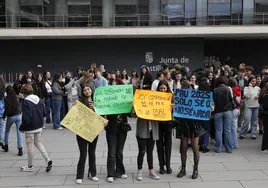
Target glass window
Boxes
[255,0,268,13]
[232,0,242,13]
[208,3,230,15]
[115,5,137,14]
[185,0,196,18]
[19,0,43,27]
[0,0,5,28]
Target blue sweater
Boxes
[19,94,46,132]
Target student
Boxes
[19,84,52,173]
[176,80,204,179]
[76,84,105,184]
[259,83,268,152]
[156,80,174,174]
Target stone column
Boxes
[149,0,161,26]
[196,0,207,26]
[55,0,68,27]
[5,0,19,28]
[243,0,254,25]
[102,0,114,27]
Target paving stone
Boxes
[170,181,243,188]
[240,180,268,188]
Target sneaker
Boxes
[107,177,114,183]
[43,126,46,129]
[136,170,142,181]
[259,130,264,135]
[149,169,160,180]
[91,177,99,182]
[251,136,256,140]
[76,179,83,184]
[20,166,34,172]
[46,159,53,172]
[120,174,128,179]
[55,127,63,130]
[239,136,245,140]
[261,150,268,153]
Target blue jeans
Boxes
[5,114,23,148]
[52,99,62,129]
[199,120,210,147]
[45,95,52,123]
[231,109,240,148]
[0,118,6,143]
[214,111,233,153]
[240,107,259,137]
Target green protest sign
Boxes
[93,84,133,115]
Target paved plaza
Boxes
[1,119,268,188]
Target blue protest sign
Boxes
[173,88,213,121]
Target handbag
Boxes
[118,115,132,133]
[227,87,236,110]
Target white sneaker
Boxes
[43,126,46,129]
[149,170,160,180]
[120,174,128,179]
[20,166,34,172]
[136,170,142,181]
[91,176,99,182]
[261,150,268,153]
[76,179,83,184]
[55,127,63,130]
[107,177,114,183]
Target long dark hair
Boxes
[156,80,172,93]
[80,84,94,107]
[199,77,211,91]
[121,69,129,80]
[260,82,268,97]
[53,72,62,84]
[5,85,19,111]
[0,76,5,99]
[131,70,139,78]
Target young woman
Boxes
[174,73,182,90]
[198,77,211,153]
[0,76,5,147]
[151,72,164,91]
[44,71,53,124]
[156,80,174,174]
[176,80,204,179]
[140,66,153,90]
[52,73,65,130]
[36,73,48,102]
[164,72,174,92]
[228,78,241,149]
[213,76,233,153]
[2,86,23,156]
[189,74,198,90]
[19,84,52,173]
[239,76,261,139]
[256,75,264,134]
[121,69,130,84]
[129,70,139,90]
[76,84,104,184]
[259,83,268,152]
[105,72,128,183]
[207,71,216,90]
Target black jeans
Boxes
[156,123,172,168]
[106,130,127,178]
[137,132,155,170]
[76,135,98,179]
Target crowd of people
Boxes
[0,60,268,184]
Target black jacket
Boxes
[36,82,48,99]
[3,96,21,118]
[259,93,268,115]
[19,94,46,132]
[213,84,233,113]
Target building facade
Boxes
[1,0,268,28]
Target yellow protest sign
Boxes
[133,89,172,121]
[61,101,108,142]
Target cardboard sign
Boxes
[93,84,133,115]
[61,101,108,142]
[133,89,172,121]
[173,88,213,120]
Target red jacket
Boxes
[232,86,242,109]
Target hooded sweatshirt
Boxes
[19,94,46,133]
[232,86,242,109]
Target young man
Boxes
[19,84,53,172]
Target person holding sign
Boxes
[75,84,103,184]
[155,80,174,174]
[175,80,204,180]
[105,72,129,183]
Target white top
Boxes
[151,79,160,91]
[45,80,52,93]
[244,86,261,108]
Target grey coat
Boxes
[64,79,82,102]
[52,82,64,100]
[136,118,159,141]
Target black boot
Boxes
[177,165,186,178]
[18,148,23,156]
[165,146,172,174]
[157,142,166,174]
[192,166,198,179]
[2,144,8,152]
